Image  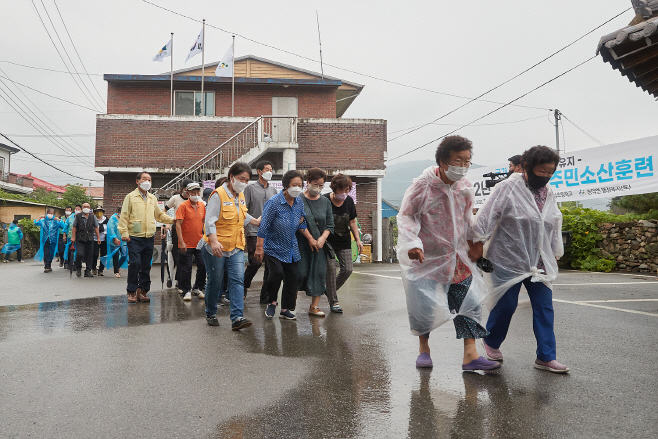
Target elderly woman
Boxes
[472,145,568,373]
[200,162,261,330]
[398,135,498,371]
[296,168,334,317]
[255,170,317,321]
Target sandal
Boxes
[330,304,343,314]
[115,273,121,278]
[309,306,325,317]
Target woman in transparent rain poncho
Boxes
[471,145,569,373]
[397,135,500,371]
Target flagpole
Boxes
[232,35,235,117]
[169,32,174,116]
[201,19,205,117]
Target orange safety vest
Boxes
[203,186,248,252]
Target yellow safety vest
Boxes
[203,186,248,252]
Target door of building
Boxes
[272,97,297,142]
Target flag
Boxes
[152,39,172,62]
[185,28,204,63]
[215,43,233,77]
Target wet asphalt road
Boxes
[1,261,657,438]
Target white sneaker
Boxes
[192,288,205,299]
[183,292,192,301]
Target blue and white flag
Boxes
[152,39,172,62]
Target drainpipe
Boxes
[376,177,382,262]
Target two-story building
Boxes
[95,55,387,260]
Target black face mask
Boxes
[527,169,551,189]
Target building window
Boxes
[174,91,214,116]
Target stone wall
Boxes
[598,220,658,273]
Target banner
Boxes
[466,135,657,207]
[203,181,358,203]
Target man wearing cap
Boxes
[175,182,207,301]
[119,172,175,303]
[92,207,108,276]
[165,178,193,289]
[72,202,101,278]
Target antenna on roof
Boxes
[316,10,324,81]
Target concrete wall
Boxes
[598,219,658,273]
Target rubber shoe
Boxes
[482,340,503,362]
[462,356,501,371]
[279,310,296,320]
[206,316,220,326]
[265,304,276,318]
[416,352,433,368]
[534,359,570,373]
[183,292,192,301]
[232,317,253,331]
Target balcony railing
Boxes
[260,116,297,143]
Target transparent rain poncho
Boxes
[397,166,489,336]
[472,172,563,308]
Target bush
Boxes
[19,217,40,241]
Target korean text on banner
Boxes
[465,135,657,206]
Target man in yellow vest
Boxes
[118,172,175,303]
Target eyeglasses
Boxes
[448,160,471,167]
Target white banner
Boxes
[466,135,657,207]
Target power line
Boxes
[52,0,107,107]
[30,0,104,112]
[561,113,605,146]
[0,59,103,76]
[5,133,94,138]
[140,0,549,112]
[387,56,598,162]
[0,132,102,182]
[0,73,99,112]
[387,115,548,135]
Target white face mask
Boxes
[261,171,272,181]
[287,186,303,198]
[46,214,54,220]
[190,195,202,202]
[82,208,90,214]
[75,210,81,215]
[444,165,469,182]
[139,181,151,191]
[65,211,71,217]
[307,185,322,196]
[231,178,248,194]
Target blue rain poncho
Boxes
[34,216,64,261]
[62,214,76,261]
[396,166,490,336]
[101,213,128,269]
[1,223,23,255]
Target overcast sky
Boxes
[0,0,655,187]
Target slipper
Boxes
[416,352,433,368]
[462,356,501,371]
[115,273,121,278]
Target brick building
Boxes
[95,55,387,259]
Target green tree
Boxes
[611,193,658,215]
[61,184,96,209]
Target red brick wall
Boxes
[104,173,179,214]
[107,82,337,118]
[95,118,250,169]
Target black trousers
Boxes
[4,247,22,261]
[178,248,207,293]
[75,240,94,272]
[265,253,298,310]
[58,235,66,262]
[171,227,180,283]
[93,240,107,272]
[127,236,154,293]
[244,236,271,301]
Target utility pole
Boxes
[554,109,561,153]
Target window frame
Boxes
[173,90,215,116]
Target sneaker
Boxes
[232,317,253,331]
[482,340,503,362]
[92,269,98,275]
[2,260,7,263]
[222,296,230,304]
[279,310,296,320]
[462,356,501,371]
[265,304,276,318]
[76,269,82,277]
[98,271,104,277]
[534,359,570,373]
[192,288,205,299]
[84,271,93,277]
[416,352,433,368]
[19,260,25,263]
[183,292,192,301]
[206,316,220,326]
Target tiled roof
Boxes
[14,173,66,193]
[85,186,104,198]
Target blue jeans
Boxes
[484,277,557,362]
[201,246,245,322]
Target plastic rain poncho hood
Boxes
[101,213,128,270]
[472,172,563,307]
[34,216,63,261]
[397,166,489,336]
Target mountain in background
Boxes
[382,160,483,207]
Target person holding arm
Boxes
[297,168,334,317]
[255,170,317,321]
[200,163,260,330]
[471,145,568,373]
[397,135,499,371]
[324,174,363,313]
[118,172,175,303]
[34,208,65,273]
